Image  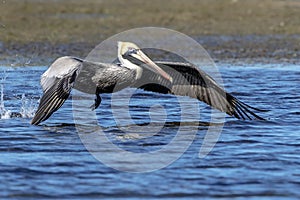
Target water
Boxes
[0,62,299,199]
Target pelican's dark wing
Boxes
[134,61,266,120]
[31,56,82,125]
[32,56,136,125]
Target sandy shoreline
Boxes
[1,34,299,65]
[0,0,299,64]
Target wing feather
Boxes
[31,57,81,125]
[134,60,266,120]
[41,56,82,92]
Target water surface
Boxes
[0,62,299,199]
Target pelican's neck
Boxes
[118,52,142,80]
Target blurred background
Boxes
[0,0,299,63]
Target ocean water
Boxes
[0,62,299,199]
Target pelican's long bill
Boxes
[131,48,173,83]
[118,41,173,83]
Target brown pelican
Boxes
[31,41,266,125]
[31,42,172,125]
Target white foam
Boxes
[0,83,12,119]
[0,70,37,119]
[20,94,37,118]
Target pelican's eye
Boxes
[125,48,138,56]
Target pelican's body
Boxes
[31,57,136,125]
[31,42,173,125]
[31,41,266,125]
[41,57,134,94]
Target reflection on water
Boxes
[0,63,300,198]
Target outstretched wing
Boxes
[31,56,82,125]
[134,60,266,120]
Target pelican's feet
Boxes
[90,93,101,111]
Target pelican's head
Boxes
[118,41,172,82]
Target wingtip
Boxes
[233,99,268,121]
[30,117,40,126]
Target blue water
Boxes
[0,62,300,199]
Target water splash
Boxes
[0,70,36,119]
[20,94,37,118]
[0,71,11,119]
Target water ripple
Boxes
[0,64,300,198]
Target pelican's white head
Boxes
[117,41,172,82]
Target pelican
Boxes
[31,41,266,125]
[31,42,172,125]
